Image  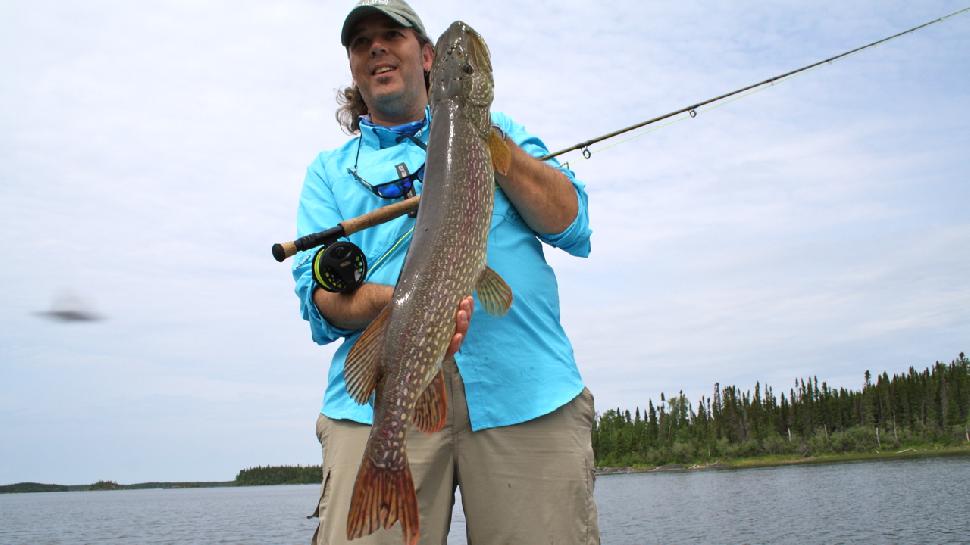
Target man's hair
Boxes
[336,32,433,134]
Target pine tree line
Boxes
[235,464,321,485]
[592,354,970,467]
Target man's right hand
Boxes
[315,286,474,358]
[313,283,393,331]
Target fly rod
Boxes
[271,197,419,262]
[271,6,969,262]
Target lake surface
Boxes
[1,457,967,544]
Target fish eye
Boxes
[462,63,474,74]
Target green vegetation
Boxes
[89,480,120,490]
[0,470,315,494]
[0,482,69,494]
[592,354,970,468]
[5,355,967,493]
[0,480,235,494]
[235,465,321,485]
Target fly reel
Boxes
[312,241,367,293]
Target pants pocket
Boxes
[309,468,332,545]
[579,387,596,429]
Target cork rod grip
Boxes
[271,196,420,262]
[340,195,421,235]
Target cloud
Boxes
[1,0,968,482]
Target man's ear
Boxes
[421,42,434,72]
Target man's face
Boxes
[347,14,434,125]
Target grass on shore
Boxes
[724,444,970,469]
[599,443,970,474]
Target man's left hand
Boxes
[445,296,474,358]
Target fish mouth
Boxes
[437,21,492,73]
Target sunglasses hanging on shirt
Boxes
[348,162,425,199]
[348,132,426,200]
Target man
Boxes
[292,1,599,543]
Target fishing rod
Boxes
[271,6,969,269]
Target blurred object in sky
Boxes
[35,290,103,323]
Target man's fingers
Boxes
[447,296,475,358]
[456,296,473,335]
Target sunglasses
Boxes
[347,163,425,199]
[348,131,427,199]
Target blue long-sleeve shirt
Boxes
[292,109,592,431]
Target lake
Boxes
[1,457,967,544]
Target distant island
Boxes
[4,354,967,493]
[0,479,238,494]
[0,467,325,494]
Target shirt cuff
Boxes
[537,183,592,257]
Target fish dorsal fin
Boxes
[475,266,513,316]
[344,304,391,404]
[489,126,512,177]
[412,369,448,433]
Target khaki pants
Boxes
[311,358,600,545]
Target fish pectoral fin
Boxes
[489,126,512,177]
[344,304,391,404]
[412,369,448,433]
[475,266,513,316]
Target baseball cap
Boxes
[341,0,428,46]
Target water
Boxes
[1,457,967,544]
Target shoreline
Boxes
[595,444,970,475]
[5,445,969,492]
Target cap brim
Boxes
[341,6,413,46]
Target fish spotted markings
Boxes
[342,20,513,545]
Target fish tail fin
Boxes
[346,457,419,545]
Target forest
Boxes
[9,356,964,493]
[235,464,321,485]
[592,354,970,467]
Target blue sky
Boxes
[1,0,968,484]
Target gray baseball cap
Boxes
[341,0,428,47]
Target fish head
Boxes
[429,21,493,114]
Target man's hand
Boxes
[445,296,474,358]
[318,287,472,357]
[313,283,393,331]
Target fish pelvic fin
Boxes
[344,304,391,404]
[476,266,513,316]
[412,369,448,433]
[489,126,512,176]
[346,457,419,545]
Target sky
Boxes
[1,0,968,485]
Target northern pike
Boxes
[343,21,513,545]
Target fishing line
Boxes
[270,5,969,262]
[542,5,970,163]
[590,65,812,157]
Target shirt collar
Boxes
[358,105,432,150]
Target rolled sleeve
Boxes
[537,169,592,257]
[291,155,355,345]
[492,112,593,258]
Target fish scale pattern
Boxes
[364,23,496,472]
